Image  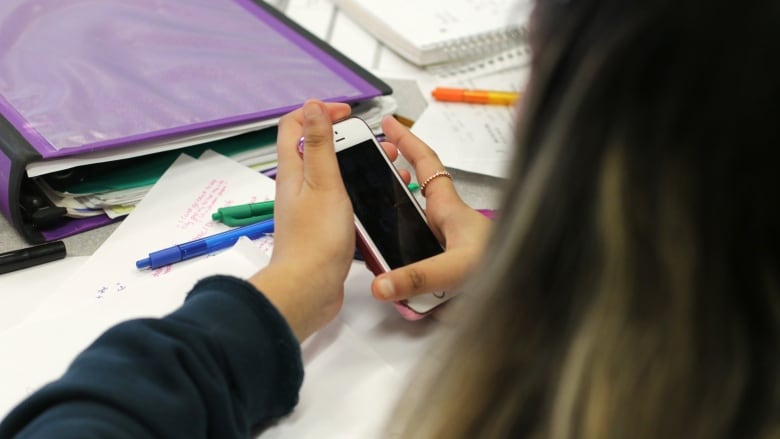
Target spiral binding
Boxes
[424,26,528,65]
[427,45,532,80]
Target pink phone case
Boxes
[301,136,499,321]
[302,135,429,320]
[356,234,430,320]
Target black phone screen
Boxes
[336,140,443,268]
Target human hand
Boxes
[370,116,493,306]
[248,100,354,341]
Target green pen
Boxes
[212,200,274,227]
[214,182,418,227]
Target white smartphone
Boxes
[331,116,453,316]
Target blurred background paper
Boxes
[412,59,531,179]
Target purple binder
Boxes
[0,0,391,243]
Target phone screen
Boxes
[336,140,443,268]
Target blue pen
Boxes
[135,218,275,269]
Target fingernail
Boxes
[303,101,323,118]
[376,278,395,300]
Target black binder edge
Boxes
[0,113,47,243]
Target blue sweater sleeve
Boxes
[0,275,303,439]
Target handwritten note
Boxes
[0,148,276,417]
[24,150,276,321]
[412,63,530,178]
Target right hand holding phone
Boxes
[371,116,493,309]
[249,100,355,341]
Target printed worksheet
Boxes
[412,61,531,178]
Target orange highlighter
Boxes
[431,87,520,105]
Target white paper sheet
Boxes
[1,149,278,416]
[0,238,269,419]
[412,65,531,178]
[264,265,441,438]
[25,118,280,178]
[0,256,88,333]
[24,150,276,321]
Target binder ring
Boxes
[419,170,453,197]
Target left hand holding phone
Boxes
[370,116,493,310]
[248,100,354,342]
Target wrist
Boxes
[247,263,342,342]
[248,265,310,342]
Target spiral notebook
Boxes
[333,0,531,66]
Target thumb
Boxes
[370,252,465,302]
[301,100,342,188]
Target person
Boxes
[388,0,780,436]
[0,96,487,438]
[1,0,778,436]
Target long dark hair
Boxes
[394,0,779,437]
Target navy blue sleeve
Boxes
[0,275,303,439]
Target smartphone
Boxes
[331,116,453,316]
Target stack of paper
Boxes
[31,96,397,220]
[332,0,530,67]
